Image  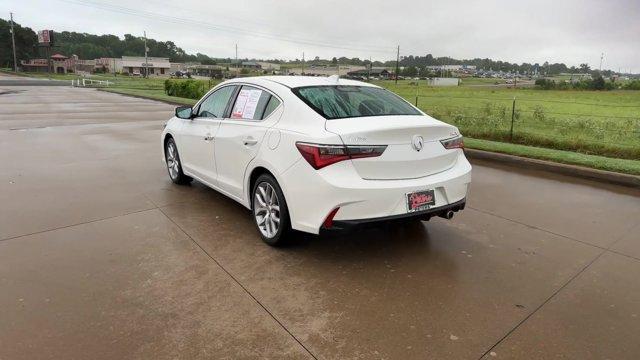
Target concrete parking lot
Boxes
[1,84,639,359]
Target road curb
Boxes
[465,148,640,188]
[97,88,193,107]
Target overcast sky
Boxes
[6,0,639,71]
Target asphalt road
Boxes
[1,85,639,360]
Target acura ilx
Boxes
[161,76,471,245]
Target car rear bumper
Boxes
[280,149,472,234]
[324,198,466,232]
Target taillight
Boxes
[440,135,464,150]
[295,142,387,170]
[295,143,350,169]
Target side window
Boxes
[197,86,236,118]
[230,86,272,120]
[261,96,281,119]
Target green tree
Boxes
[402,66,418,77]
[0,18,37,68]
[579,63,591,73]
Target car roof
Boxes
[226,75,380,89]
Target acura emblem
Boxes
[412,135,424,151]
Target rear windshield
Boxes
[292,85,421,120]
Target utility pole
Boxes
[46,45,51,78]
[235,43,238,69]
[510,97,516,142]
[368,56,371,80]
[143,31,148,78]
[302,52,305,75]
[599,52,604,71]
[395,45,399,84]
[10,12,18,72]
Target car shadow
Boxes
[162,179,459,277]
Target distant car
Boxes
[171,71,191,79]
[161,76,471,245]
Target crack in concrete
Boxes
[155,205,319,360]
[476,219,640,359]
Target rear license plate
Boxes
[406,189,435,213]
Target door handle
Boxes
[204,134,213,141]
[243,137,258,146]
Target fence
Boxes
[413,94,640,160]
[71,78,113,87]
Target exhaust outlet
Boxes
[439,210,455,220]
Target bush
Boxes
[535,78,556,90]
[623,80,640,90]
[591,75,605,90]
[536,76,617,91]
[164,79,208,99]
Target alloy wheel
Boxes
[166,141,180,180]
[253,182,280,238]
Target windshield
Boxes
[292,85,421,120]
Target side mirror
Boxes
[175,106,193,119]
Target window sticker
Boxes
[231,89,263,119]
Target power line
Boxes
[58,0,396,55]
[139,0,382,51]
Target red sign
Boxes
[38,30,52,45]
[406,189,436,212]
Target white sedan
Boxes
[161,76,471,245]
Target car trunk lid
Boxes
[325,115,460,180]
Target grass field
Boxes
[375,80,640,160]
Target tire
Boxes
[252,174,291,246]
[164,137,192,185]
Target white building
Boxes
[120,56,171,76]
[426,65,476,71]
[426,77,460,86]
[95,58,123,74]
[287,65,366,76]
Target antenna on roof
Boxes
[328,74,340,84]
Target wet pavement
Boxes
[1,86,639,359]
